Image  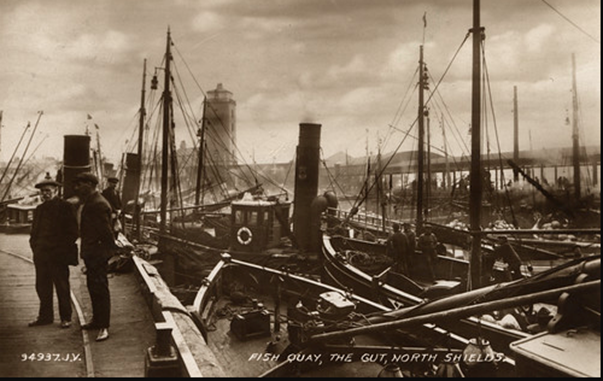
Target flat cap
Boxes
[35,173,61,189]
[107,176,119,183]
[73,172,99,185]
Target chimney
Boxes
[122,152,140,208]
[63,135,91,199]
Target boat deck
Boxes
[203,291,392,377]
[0,233,156,377]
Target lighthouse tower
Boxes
[206,83,237,167]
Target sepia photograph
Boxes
[0,0,600,377]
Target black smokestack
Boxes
[122,152,140,209]
[293,123,321,252]
[63,135,91,199]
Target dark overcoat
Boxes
[80,191,117,260]
[30,197,79,265]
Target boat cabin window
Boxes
[235,210,243,224]
[249,211,258,225]
[234,208,265,227]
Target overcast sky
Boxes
[0,0,600,168]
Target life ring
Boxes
[237,226,253,245]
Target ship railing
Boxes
[328,207,395,230]
[131,255,205,377]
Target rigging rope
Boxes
[541,0,600,44]
[342,32,472,225]
[173,44,261,188]
[320,148,359,211]
[482,39,519,229]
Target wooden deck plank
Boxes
[72,247,157,377]
[0,233,157,377]
[0,240,86,378]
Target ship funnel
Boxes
[62,135,91,199]
[122,152,140,210]
[293,123,321,252]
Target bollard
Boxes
[144,322,181,377]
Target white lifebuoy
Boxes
[237,226,253,245]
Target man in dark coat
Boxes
[29,174,79,328]
[74,172,118,342]
[492,236,523,281]
[101,176,122,236]
[403,223,416,254]
[386,223,410,274]
[418,226,438,281]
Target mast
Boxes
[441,113,450,189]
[469,0,483,289]
[426,113,431,218]
[95,128,104,186]
[1,111,43,202]
[0,121,30,189]
[135,58,147,240]
[417,45,425,231]
[513,86,519,182]
[195,98,206,206]
[377,139,386,232]
[160,28,172,235]
[0,110,3,155]
[571,53,581,201]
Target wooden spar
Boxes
[194,97,207,206]
[513,86,519,182]
[571,53,581,201]
[1,111,43,202]
[377,141,386,232]
[469,0,483,289]
[417,45,425,231]
[0,122,30,190]
[95,129,104,185]
[441,113,450,189]
[507,159,574,216]
[135,58,147,240]
[0,192,39,206]
[309,279,600,343]
[168,92,182,224]
[481,227,601,235]
[160,28,172,235]
[426,114,431,216]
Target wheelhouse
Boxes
[230,198,291,253]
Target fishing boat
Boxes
[0,198,39,234]
[182,246,599,377]
[315,0,601,371]
[120,8,599,378]
[318,1,493,295]
[117,29,316,265]
[185,252,515,377]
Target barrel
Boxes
[63,135,91,199]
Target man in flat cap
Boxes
[101,176,122,237]
[73,172,117,342]
[29,173,79,328]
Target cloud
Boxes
[191,11,225,34]
[525,23,555,52]
[327,55,368,80]
[0,0,598,167]
[385,41,424,77]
